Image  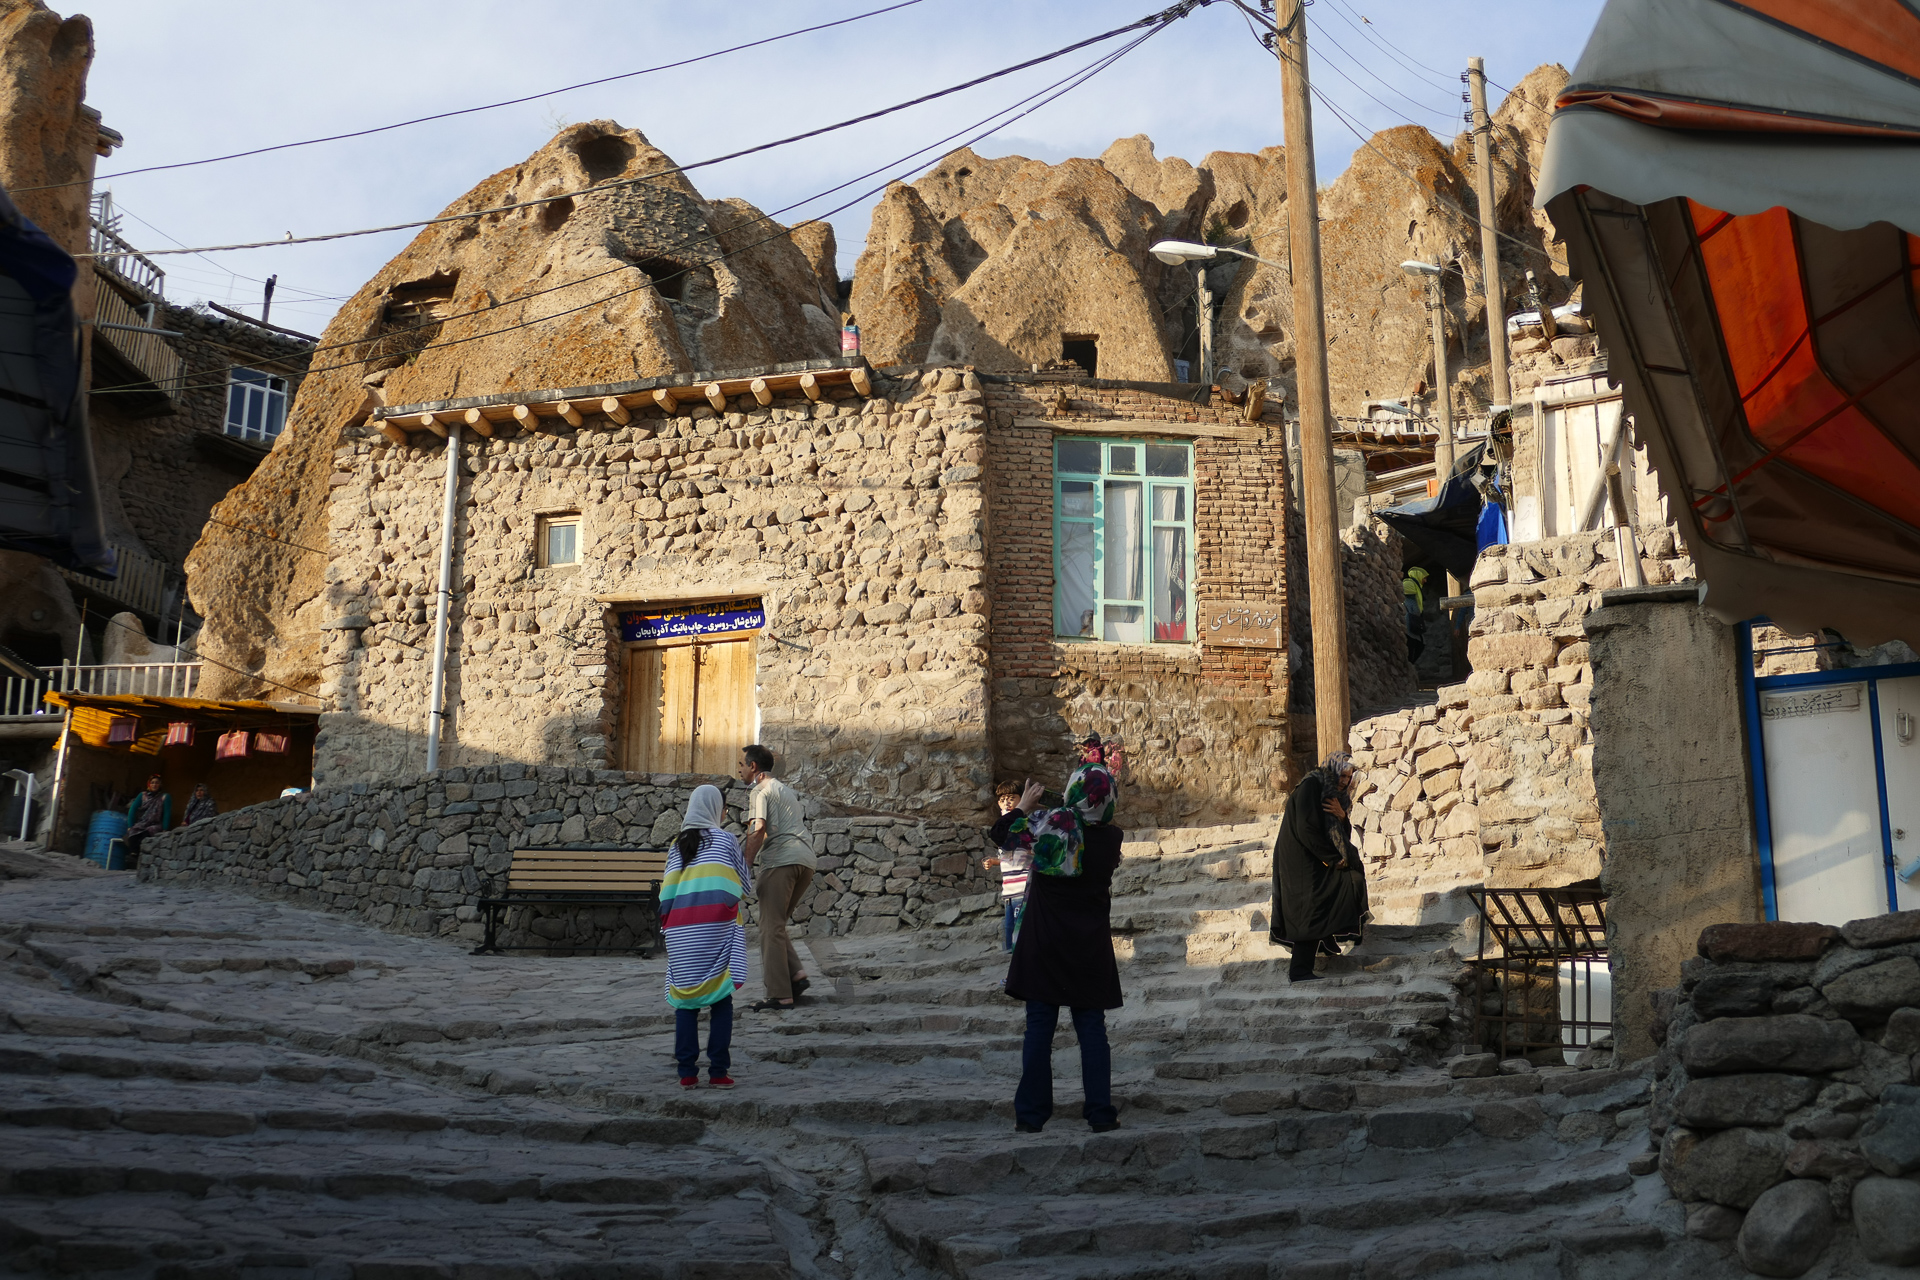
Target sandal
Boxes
[791,977,812,997]
[749,999,793,1012]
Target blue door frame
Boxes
[1738,621,1920,921]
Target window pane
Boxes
[1056,439,1100,474]
[225,384,245,432]
[1153,526,1188,642]
[1151,485,1185,522]
[244,389,264,436]
[1056,522,1096,636]
[549,522,577,565]
[1147,443,1189,477]
[264,391,287,439]
[234,367,268,387]
[1103,481,1142,601]
[1060,480,1095,518]
[1103,604,1145,643]
[1108,445,1137,475]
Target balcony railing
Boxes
[89,215,166,302]
[91,282,185,398]
[0,662,202,717]
[58,542,178,619]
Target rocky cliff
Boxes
[184,121,842,701]
[852,63,1572,416]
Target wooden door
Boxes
[624,635,755,774]
[692,637,757,775]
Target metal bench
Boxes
[474,845,670,956]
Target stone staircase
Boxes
[0,823,1713,1279]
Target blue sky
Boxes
[70,0,1605,333]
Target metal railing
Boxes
[1469,886,1610,1063]
[89,212,166,301]
[57,542,177,620]
[0,662,202,717]
[91,282,185,397]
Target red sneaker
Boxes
[679,1076,699,1089]
[708,1075,736,1089]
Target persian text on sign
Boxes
[1761,684,1863,721]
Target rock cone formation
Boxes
[852,63,1572,416]
[184,122,842,700]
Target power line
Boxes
[15,1,930,195]
[1321,0,1455,82]
[1317,0,1455,92]
[85,3,1212,261]
[1300,11,1459,124]
[89,8,1193,405]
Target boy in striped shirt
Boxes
[985,779,1030,952]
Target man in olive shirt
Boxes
[738,744,817,1010]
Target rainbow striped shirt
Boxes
[659,830,750,1010]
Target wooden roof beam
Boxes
[461,408,494,437]
[378,421,409,446]
[749,377,772,406]
[652,388,678,413]
[556,400,584,427]
[601,397,631,425]
[850,367,872,397]
[799,372,822,402]
[704,382,727,413]
[512,404,542,432]
[414,412,448,439]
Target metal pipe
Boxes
[425,423,461,772]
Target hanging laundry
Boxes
[164,722,194,748]
[106,716,138,745]
[252,732,289,755]
[215,730,249,760]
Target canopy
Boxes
[1538,0,1920,644]
[1378,443,1491,584]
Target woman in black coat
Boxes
[994,766,1123,1133]
[1270,752,1368,981]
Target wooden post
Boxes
[600,397,631,425]
[1428,274,1459,595]
[1196,264,1214,387]
[1468,57,1511,413]
[555,401,584,427]
[652,388,678,414]
[849,366,872,397]
[512,404,541,432]
[749,378,772,407]
[1277,0,1350,762]
[461,408,493,438]
[704,383,727,414]
[799,372,822,402]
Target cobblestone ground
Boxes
[0,836,1792,1279]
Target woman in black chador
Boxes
[1270,751,1369,982]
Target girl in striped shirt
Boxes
[660,785,749,1088]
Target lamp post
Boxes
[1151,241,1292,387]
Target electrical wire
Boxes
[86,3,1211,261]
[15,1,930,195]
[1317,0,1455,91]
[1299,11,1459,123]
[89,5,1194,404]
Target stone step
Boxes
[0,1040,380,1086]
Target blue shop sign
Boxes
[619,601,765,643]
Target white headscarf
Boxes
[681,784,725,831]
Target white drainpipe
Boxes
[425,423,461,772]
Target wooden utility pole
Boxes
[1276,0,1349,763]
[1467,57,1510,412]
[1427,274,1460,596]
[1196,265,1214,386]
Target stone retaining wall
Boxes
[135,765,994,950]
[1652,916,1920,1272]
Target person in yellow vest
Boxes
[1402,566,1429,663]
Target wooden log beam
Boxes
[750,377,772,407]
[704,382,727,413]
[1242,380,1266,424]
[512,404,542,431]
[652,388,678,413]
[414,412,448,439]
[461,408,494,437]
[378,421,409,447]
[799,372,822,402]
[601,397,631,425]
[849,366,872,397]
[556,400,584,427]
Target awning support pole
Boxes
[425,423,461,773]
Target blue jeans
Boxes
[674,997,733,1079]
[1002,894,1027,953]
[1014,1002,1116,1129]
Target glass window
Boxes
[224,367,288,445]
[539,514,580,568]
[1053,438,1194,643]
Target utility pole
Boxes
[1427,271,1460,595]
[1276,0,1349,763]
[1467,58,1510,414]
[1196,265,1214,386]
[261,274,277,325]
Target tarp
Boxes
[1538,0,1920,644]
[1377,443,1490,584]
[0,186,113,574]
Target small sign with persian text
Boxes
[620,600,765,644]
[1201,602,1283,649]
[1762,684,1863,721]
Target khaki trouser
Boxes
[755,863,814,1001]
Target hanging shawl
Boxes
[999,764,1116,878]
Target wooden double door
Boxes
[623,633,757,775]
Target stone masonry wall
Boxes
[317,366,994,817]
[979,375,1298,825]
[135,764,996,949]
[1651,916,1920,1273]
[1348,688,1481,925]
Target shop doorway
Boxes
[618,600,763,775]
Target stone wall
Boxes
[1652,916,1920,1273]
[317,366,994,817]
[1347,688,1482,925]
[134,764,995,949]
[978,375,1297,825]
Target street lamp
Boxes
[1149,241,1291,387]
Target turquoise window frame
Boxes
[1052,437,1196,643]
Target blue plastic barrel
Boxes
[85,810,128,869]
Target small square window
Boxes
[538,514,580,568]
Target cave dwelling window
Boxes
[1054,437,1193,644]
[224,367,288,444]
[538,513,581,569]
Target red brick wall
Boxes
[980,375,1297,824]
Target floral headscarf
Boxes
[1004,763,1116,877]
[1064,763,1115,826]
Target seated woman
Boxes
[1270,752,1369,982]
[994,760,1124,1133]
